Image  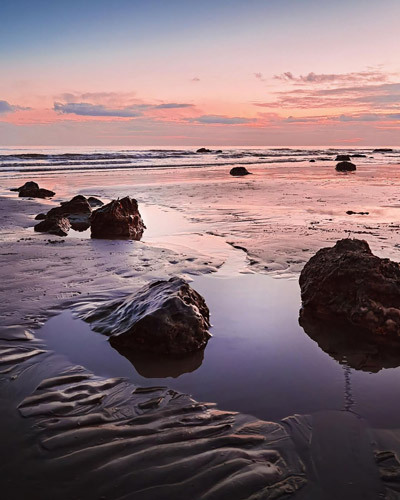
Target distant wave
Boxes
[0,147,398,177]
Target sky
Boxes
[0,0,399,146]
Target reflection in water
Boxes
[299,308,400,373]
[342,362,356,413]
[112,344,205,378]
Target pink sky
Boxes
[0,0,399,146]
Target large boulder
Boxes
[34,216,71,237]
[90,196,145,239]
[230,166,251,176]
[336,161,356,172]
[14,181,55,198]
[84,277,211,355]
[299,239,400,337]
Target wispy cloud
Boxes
[0,100,29,114]
[191,77,200,82]
[254,72,265,82]
[188,115,255,125]
[274,70,388,84]
[254,82,400,110]
[54,101,194,117]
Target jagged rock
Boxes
[84,277,211,355]
[90,196,145,239]
[230,166,251,176]
[335,154,351,161]
[336,161,356,172]
[196,147,212,153]
[299,238,400,338]
[34,217,70,237]
[87,196,104,207]
[14,181,55,198]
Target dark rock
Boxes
[336,161,356,172]
[346,210,369,215]
[230,166,251,176]
[84,277,211,355]
[34,217,71,237]
[45,195,92,231]
[351,153,367,158]
[196,148,212,153]
[335,154,351,161]
[48,195,92,218]
[16,181,55,198]
[309,159,316,163]
[299,238,400,338]
[90,196,145,240]
[215,150,223,154]
[34,213,47,220]
[373,148,393,153]
[87,196,104,207]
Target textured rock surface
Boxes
[230,166,251,176]
[15,181,55,198]
[336,161,356,172]
[90,196,145,239]
[84,277,211,355]
[46,195,92,218]
[34,217,71,237]
[299,238,400,337]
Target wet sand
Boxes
[2,160,400,498]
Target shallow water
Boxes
[37,230,400,429]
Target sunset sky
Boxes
[0,0,399,146]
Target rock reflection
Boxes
[111,344,205,378]
[299,308,400,373]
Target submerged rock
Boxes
[34,217,71,237]
[230,166,251,176]
[351,153,367,158]
[87,196,104,208]
[14,181,55,198]
[299,238,400,337]
[335,154,351,162]
[84,277,211,355]
[373,148,393,153]
[336,161,356,172]
[90,196,145,239]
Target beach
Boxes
[1,147,400,499]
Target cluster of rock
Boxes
[196,147,223,154]
[299,239,400,370]
[83,277,211,356]
[11,181,55,198]
[33,194,145,240]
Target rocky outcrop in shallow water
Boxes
[299,238,400,337]
[13,181,55,198]
[335,154,351,162]
[34,216,71,237]
[230,166,251,176]
[336,161,356,172]
[90,196,145,239]
[84,277,211,354]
